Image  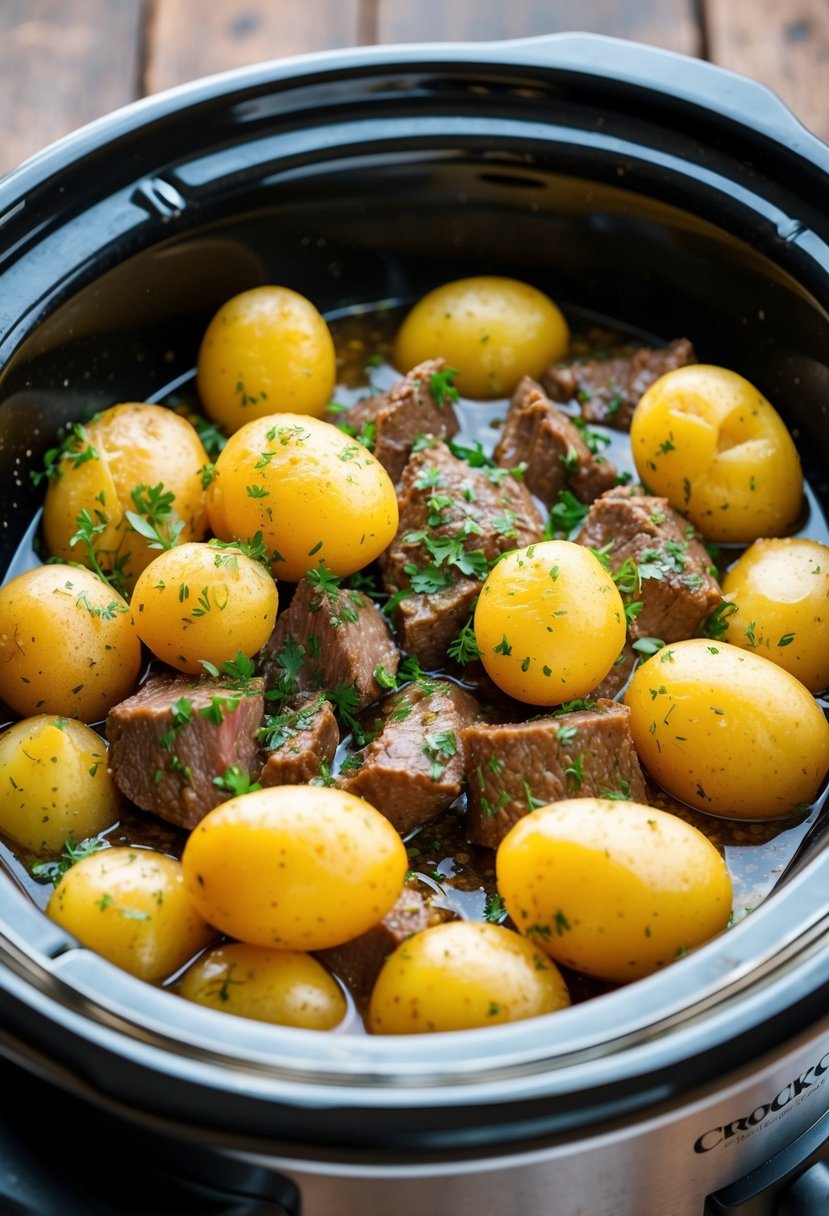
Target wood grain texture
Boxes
[145,0,363,94]
[373,0,701,56]
[0,0,144,175]
[2,0,824,177]
[706,0,829,140]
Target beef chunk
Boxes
[543,338,696,430]
[494,376,617,506]
[259,571,398,710]
[341,358,460,484]
[395,578,481,672]
[381,442,543,666]
[577,493,723,642]
[463,700,648,849]
[106,674,265,831]
[316,885,452,1010]
[338,679,480,835]
[384,442,545,578]
[259,696,339,786]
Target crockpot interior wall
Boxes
[2,152,828,566]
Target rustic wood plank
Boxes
[705,0,829,141]
[0,0,144,176]
[146,0,363,94]
[374,0,701,56]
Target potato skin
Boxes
[0,565,141,722]
[497,798,733,982]
[42,403,209,591]
[178,943,347,1029]
[722,538,829,693]
[368,921,570,1034]
[130,541,278,674]
[474,541,626,705]
[631,365,803,542]
[393,276,569,399]
[181,785,408,951]
[206,413,398,581]
[197,286,336,430]
[0,716,120,853]
[48,848,215,982]
[625,639,829,819]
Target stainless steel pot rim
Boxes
[2,848,828,1097]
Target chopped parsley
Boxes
[213,765,262,797]
[31,835,106,886]
[208,532,271,567]
[422,730,458,781]
[429,366,460,407]
[259,696,327,751]
[695,600,734,642]
[373,663,398,690]
[483,892,507,923]
[564,754,586,791]
[30,422,99,487]
[125,482,184,551]
[447,613,481,665]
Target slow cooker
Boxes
[0,33,828,1216]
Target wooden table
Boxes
[2,0,827,177]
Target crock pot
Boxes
[0,33,828,1216]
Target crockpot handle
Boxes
[497,33,826,165]
[708,1104,829,1214]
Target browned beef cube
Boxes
[259,573,399,710]
[259,696,339,786]
[381,442,543,666]
[106,674,265,831]
[316,885,452,1010]
[576,493,723,642]
[463,701,648,849]
[395,578,480,671]
[338,680,480,835]
[494,376,617,506]
[384,442,545,578]
[543,338,696,430]
[342,358,460,484]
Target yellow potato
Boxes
[181,785,408,951]
[48,847,215,982]
[721,538,829,693]
[497,798,733,982]
[0,564,141,722]
[42,403,209,592]
[473,540,626,704]
[178,943,347,1029]
[197,285,336,430]
[630,365,803,542]
[368,920,570,1034]
[625,639,829,819]
[130,541,278,675]
[206,413,398,581]
[393,276,570,399]
[0,716,119,854]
